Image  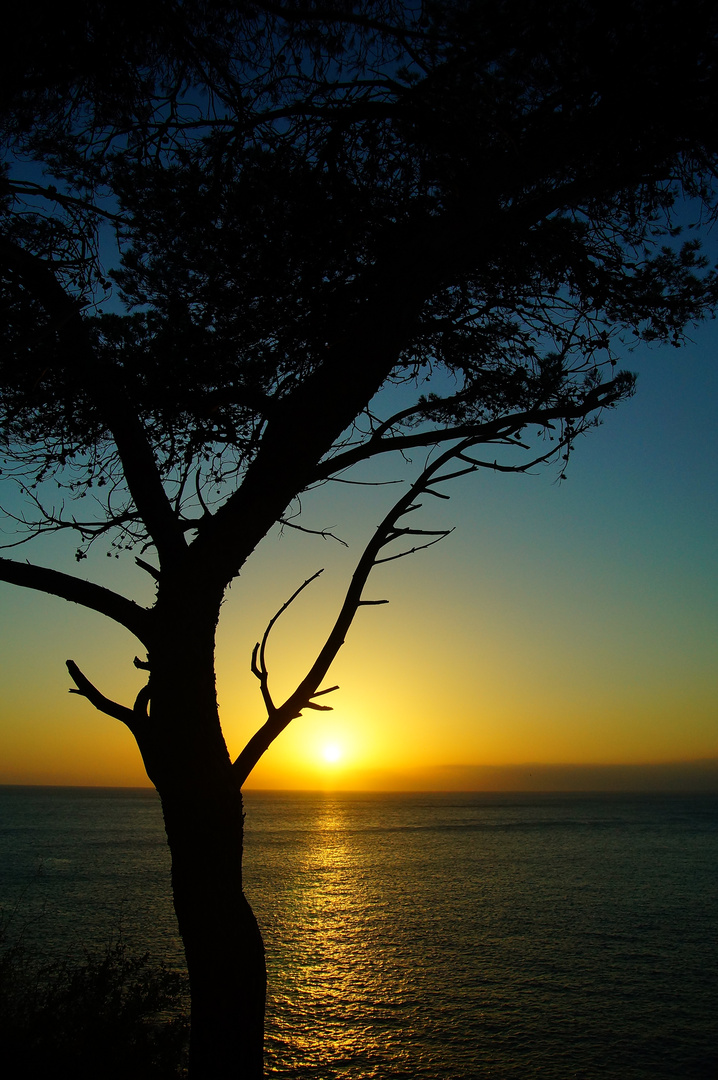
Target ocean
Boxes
[0,786,716,1078]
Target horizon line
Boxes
[2,759,717,794]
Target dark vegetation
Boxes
[2,2,718,1076]
[0,935,188,1079]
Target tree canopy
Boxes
[2,3,718,1075]
[3,1,716,583]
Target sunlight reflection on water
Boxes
[264,797,400,1077]
[248,791,718,1080]
[1,788,716,1079]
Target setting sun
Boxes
[322,744,342,764]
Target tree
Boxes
[2,1,717,1076]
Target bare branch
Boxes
[278,517,348,547]
[250,569,325,714]
[365,402,429,441]
[0,557,153,645]
[423,464,478,485]
[229,375,631,783]
[374,529,454,565]
[66,659,146,732]
[250,641,274,715]
[388,527,450,537]
[312,381,628,482]
[429,441,573,483]
[195,469,211,519]
[135,558,161,582]
[234,393,600,785]
[324,476,403,487]
[234,437,486,785]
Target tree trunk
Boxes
[136,614,267,1079]
[159,776,266,1080]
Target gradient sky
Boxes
[0,323,716,790]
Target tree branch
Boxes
[373,528,454,565]
[312,381,629,481]
[233,389,613,786]
[0,557,153,645]
[6,179,122,224]
[250,570,325,715]
[66,659,149,732]
[0,236,188,569]
[234,437,479,784]
[278,517,348,547]
[135,557,161,581]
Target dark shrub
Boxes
[0,937,188,1079]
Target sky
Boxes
[0,324,716,790]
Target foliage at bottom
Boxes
[0,936,189,1079]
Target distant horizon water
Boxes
[1,786,716,1078]
[2,754,718,793]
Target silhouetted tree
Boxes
[2,2,717,1076]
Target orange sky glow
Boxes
[1,339,716,791]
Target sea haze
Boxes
[0,787,716,1079]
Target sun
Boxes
[322,743,343,764]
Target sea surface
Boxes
[0,786,716,1079]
